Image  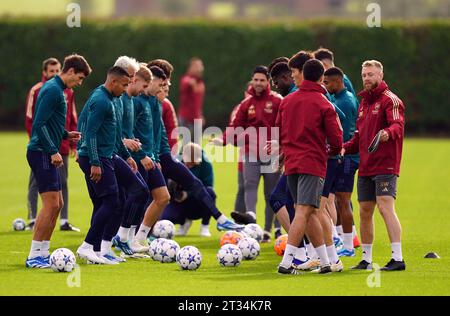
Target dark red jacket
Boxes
[222,85,282,160]
[161,98,179,153]
[278,80,343,178]
[25,75,77,156]
[344,81,404,176]
[229,103,245,172]
[179,74,205,122]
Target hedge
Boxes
[0,17,449,134]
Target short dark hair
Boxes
[303,59,325,82]
[288,51,313,72]
[268,56,289,74]
[62,54,92,76]
[314,48,334,62]
[149,65,167,80]
[147,59,174,79]
[270,62,290,79]
[324,66,344,78]
[107,66,131,78]
[253,65,269,79]
[42,58,60,71]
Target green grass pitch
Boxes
[0,132,449,295]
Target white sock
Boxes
[326,245,339,265]
[315,245,330,267]
[332,225,340,240]
[391,242,403,261]
[336,225,343,236]
[280,244,297,268]
[117,226,130,242]
[306,243,318,260]
[128,225,137,241]
[60,219,68,226]
[294,246,308,262]
[101,240,112,256]
[134,224,151,241]
[362,244,373,263]
[343,233,354,250]
[216,215,227,224]
[247,211,256,220]
[80,241,93,250]
[41,240,50,258]
[28,240,42,259]
[200,224,209,231]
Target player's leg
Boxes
[58,155,79,232]
[375,175,405,271]
[262,169,280,242]
[268,174,290,231]
[233,165,246,213]
[26,170,38,230]
[160,153,243,231]
[232,160,261,224]
[351,176,377,270]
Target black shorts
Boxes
[357,174,398,202]
[334,158,359,193]
[26,150,61,193]
[322,158,340,198]
[287,174,324,209]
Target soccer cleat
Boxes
[25,256,50,269]
[42,255,50,265]
[216,219,244,232]
[292,258,320,271]
[130,239,149,253]
[176,219,193,236]
[311,265,332,274]
[261,231,271,243]
[76,247,106,264]
[274,228,282,240]
[337,247,356,257]
[112,235,134,255]
[120,252,150,259]
[380,259,406,271]
[106,250,126,262]
[353,235,361,248]
[331,260,344,272]
[278,265,300,275]
[102,254,120,265]
[333,236,344,250]
[199,225,212,237]
[25,221,35,231]
[351,260,373,270]
[230,211,256,225]
[60,222,81,232]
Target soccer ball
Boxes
[219,231,243,246]
[50,248,76,272]
[156,239,180,263]
[150,238,168,261]
[237,237,260,260]
[243,223,264,242]
[12,218,26,231]
[151,220,175,239]
[217,244,243,267]
[176,246,202,270]
[274,234,288,256]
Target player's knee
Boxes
[156,193,170,207]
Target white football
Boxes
[12,218,26,231]
[150,238,169,261]
[50,248,76,272]
[176,246,202,270]
[151,220,175,239]
[237,237,260,260]
[243,223,264,242]
[156,239,180,263]
[217,244,243,267]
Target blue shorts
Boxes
[322,158,340,198]
[137,161,166,191]
[334,158,359,193]
[78,155,119,198]
[113,155,148,196]
[26,150,61,193]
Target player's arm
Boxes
[68,91,78,155]
[382,97,405,142]
[33,90,60,155]
[324,104,343,156]
[222,102,247,146]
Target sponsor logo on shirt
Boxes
[264,102,273,114]
[372,103,381,115]
[248,105,256,117]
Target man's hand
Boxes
[340,148,346,156]
[90,166,102,183]
[264,140,280,155]
[380,130,389,143]
[123,139,142,152]
[51,153,64,168]
[155,162,162,170]
[67,131,82,143]
[174,191,188,203]
[209,137,224,146]
[126,157,138,173]
[141,156,155,171]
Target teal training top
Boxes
[121,92,135,140]
[78,85,117,166]
[132,94,155,161]
[112,97,131,160]
[28,75,68,154]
